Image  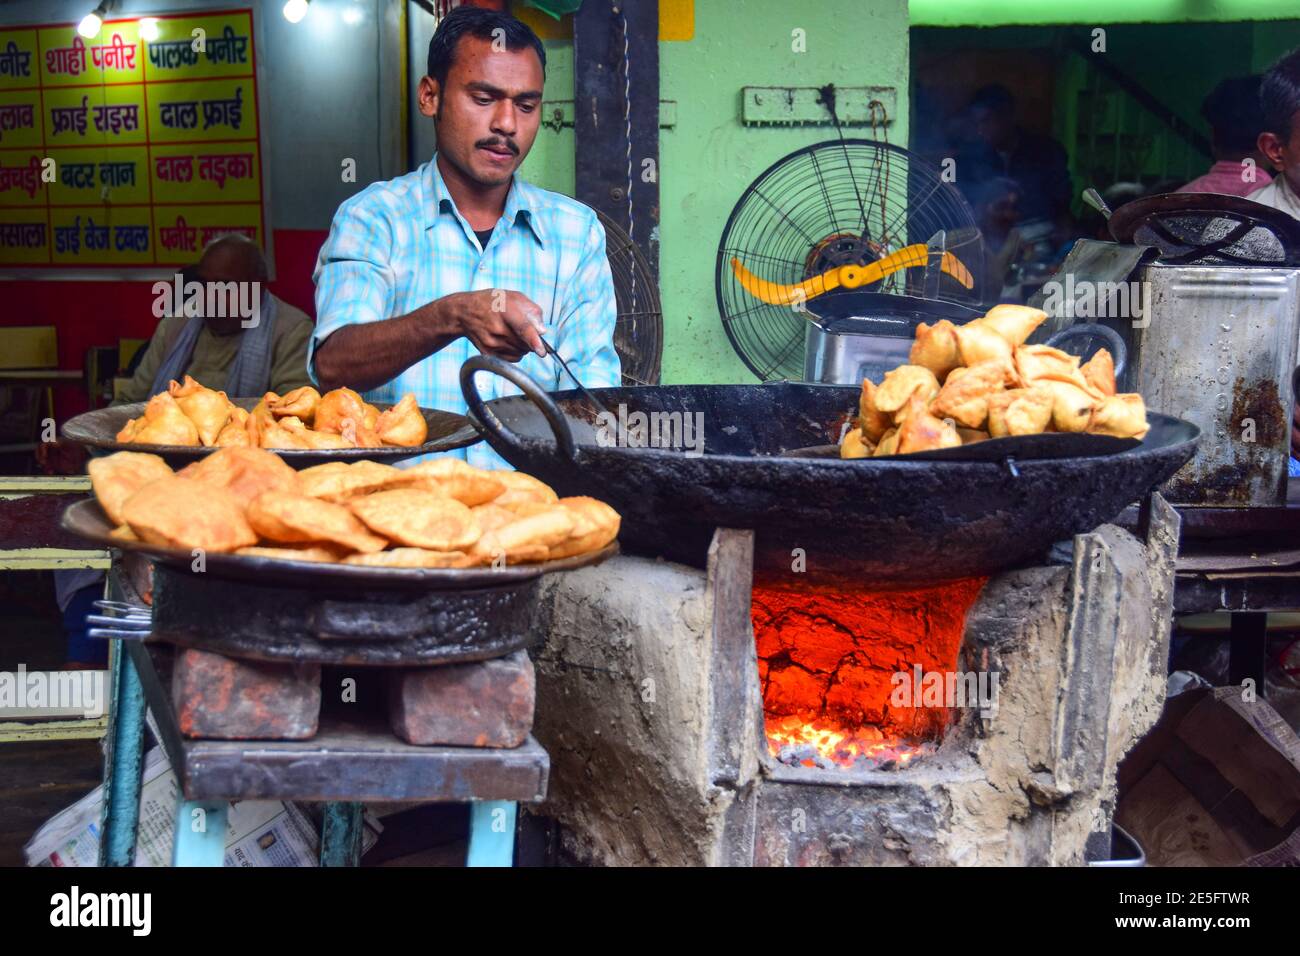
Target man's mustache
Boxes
[476,137,519,155]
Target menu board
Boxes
[0,8,265,273]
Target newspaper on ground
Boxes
[24,745,382,866]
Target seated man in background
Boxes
[1178,75,1271,196]
[116,234,313,405]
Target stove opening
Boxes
[752,578,988,771]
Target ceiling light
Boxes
[283,0,310,24]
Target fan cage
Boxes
[597,209,664,386]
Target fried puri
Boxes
[235,544,348,563]
[298,460,403,503]
[349,489,481,550]
[472,507,574,564]
[547,496,620,559]
[88,451,173,525]
[121,475,257,552]
[178,446,300,507]
[491,470,560,511]
[393,458,505,506]
[247,490,388,553]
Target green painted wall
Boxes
[518,1,912,385]
[913,0,1300,27]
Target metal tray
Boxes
[61,498,618,591]
[62,397,482,469]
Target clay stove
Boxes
[526,495,1179,866]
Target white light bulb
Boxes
[139,17,160,42]
[283,0,309,24]
[76,13,103,39]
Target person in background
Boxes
[1178,76,1272,197]
[1246,48,1300,469]
[116,234,313,405]
[956,84,1073,225]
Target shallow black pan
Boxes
[62,397,481,470]
[460,356,1200,585]
[61,498,617,592]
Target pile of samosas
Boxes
[115,377,429,450]
[840,304,1150,458]
[87,446,620,568]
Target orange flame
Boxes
[767,714,927,770]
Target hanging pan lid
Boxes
[1108,192,1300,266]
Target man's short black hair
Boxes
[1202,75,1266,155]
[426,6,546,89]
[1261,49,1300,140]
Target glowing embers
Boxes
[753,577,987,771]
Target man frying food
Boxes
[312,6,620,468]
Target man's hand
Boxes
[440,289,547,363]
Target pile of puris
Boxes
[88,447,619,568]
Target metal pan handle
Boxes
[459,355,577,462]
[1044,322,1127,380]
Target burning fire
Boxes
[766,714,930,770]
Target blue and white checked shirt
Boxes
[311,157,620,468]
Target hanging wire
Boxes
[615,3,637,312]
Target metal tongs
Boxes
[87,599,152,642]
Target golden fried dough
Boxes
[270,386,321,422]
[343,548,477,568]
[1040,379,1100,433]
[1081,348,1117,397]
[895,396,962,454]
[129,392,200,446]
[874,365,940,414]
[472,507,574,564]
[109,523,138,541]
[930,359,1007,429]
[840,426,872,459]
[987,387,1054,438]
[857,379,893,442]
[873,427,900,457]
[248,491,388,553]
[260,421,313,449]
[955,320,1014,367]
[1014,344,1080,384]
[393,458,505,506]
[235,544,347,563]
[547,496,620,559]
[298,460,403,503]
[314,388,370,434]
[491,471,559,511]
[122,475,257,552]
[1088,393,1150,440]
[349,489,481,550]
[279,417,355,449]
[213,417,252,447]
[167,376,232,446]
[88,451,173,525]
[178,447,300,507]
[909,320,962,381]
[980,304,1047,347]
[375,394,429,447]
[471,503,520,532]
[957,427,990,444]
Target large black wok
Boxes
[461,357,1199,585]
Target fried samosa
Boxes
[270,386,322,422]
[955,320,1014,367]
[121,475,257,552]
[986,386,1055,438]
[980,304,1048,347]
[873,427,900,457]
[349,489,482,551]
[909,319,962,381]
[857,379,893,442]
[247,490,387,553]
[1040,379,1101,433]
[1088,393,1150,440]
[929,359,1008,429]
[375,394,429,447]
[88,451,173,525]
[840,426,872,459]
[1013,344,1080,385]
[167,376,232,446]
[895,396,962,454]
[874,365,941,415]
[1081,348,1117,397]
[314,388,370,434]
[130,392,201,446]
